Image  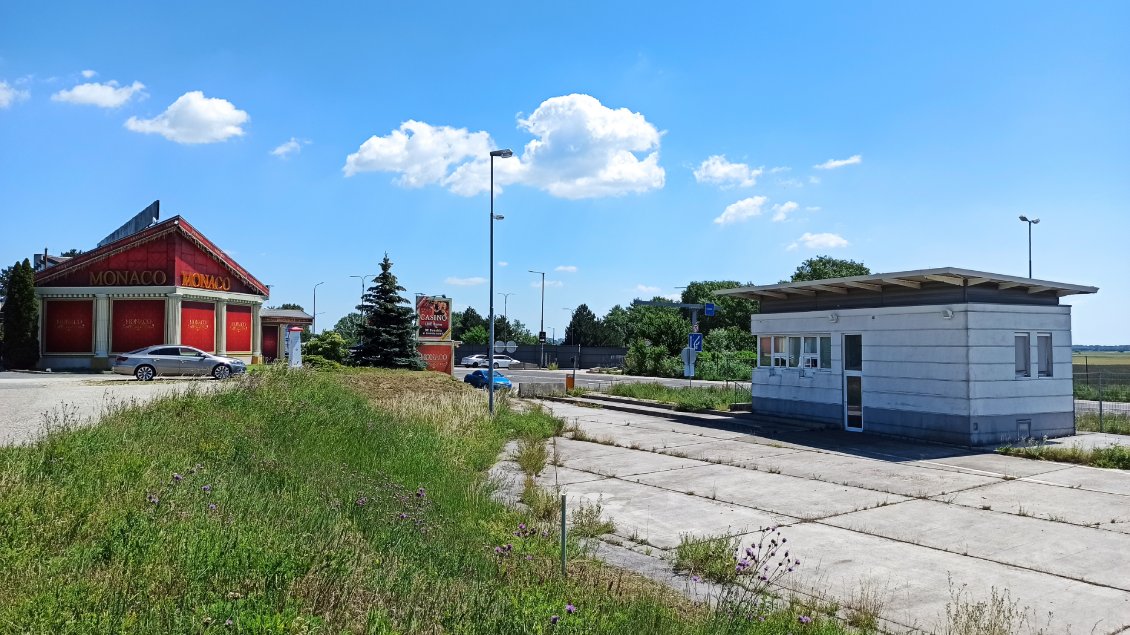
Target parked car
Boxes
[112,345,248,381]
[461,353,514,368]
[463,369,512,390]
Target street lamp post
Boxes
[529,270,545,368]
[498,292,516,319]
[488,148,514,416]
[1018,215,1040,278]
[350,274,377,347]
[312,281,325,334]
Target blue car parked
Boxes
[464,369,512,390]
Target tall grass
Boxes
[997,439,1130,469]
[607,382,750,412]
[0,368,844,634]
[1076,412,1130,435]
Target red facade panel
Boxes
[44,300,94,353]
[262,326,279,362]
[181,301,215,352]
[39,234,176,288]
[174,235,256,295]
[112,300,166,353]
[418,343,454,374]
[226,305,252,352]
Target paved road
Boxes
[0,371,223,446]
[496,401,1130,634]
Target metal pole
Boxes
[1028,221,1032,278]
[489,154,496,416]
[560,494,567,578]
[530,270,546,368]
[313,281,324,334]
[1099,371,1104,433]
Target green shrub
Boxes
[302,354,345,370]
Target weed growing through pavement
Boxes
[998,436,1130,469]
[570,496,616,537]
[943,574,1053,635]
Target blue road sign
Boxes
[689,333,703,352]
[704,303,715,317]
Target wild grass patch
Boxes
[997,439,1130,469]
[606,382,750,412]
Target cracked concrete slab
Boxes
[908,453,1076,479]
[821,498,1130,591]
[1024,465,1130,496]
[551,437,708,478]
[752,450,1002,497]
[940,479,1130,533]
[566,419,718,451]
[629,462,907,521]
[654,438,802,466]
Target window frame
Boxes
[1036,332,1053,378]
[755,333,835,371]
[1015,332,1031,378]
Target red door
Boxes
[262,326,279,362]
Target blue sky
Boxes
[1,2,1126,343]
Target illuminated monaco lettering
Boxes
[181,272,232,291]
[122,318,155,330]
[187,318,210,332]
[89,270,168,286]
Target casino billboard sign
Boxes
[416,295,451,340]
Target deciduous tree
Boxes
[788,256,870,282]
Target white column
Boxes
[251,303,262,362]
[167,294,182,344]
[216,301,227,355]
[94,294,110,368]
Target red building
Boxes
[32,214,300,369]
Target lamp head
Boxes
[1019,215,1028,222]
[493,214,505,220]
[1031,218,1040,224]
[490,149,514,158]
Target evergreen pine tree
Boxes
[1,259,41,370]
[355,254,424,369]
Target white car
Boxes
[461,353,514,368]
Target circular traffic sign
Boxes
[505,340,518,353]
[493,340,506,353]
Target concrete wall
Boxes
[749,303,1075,446]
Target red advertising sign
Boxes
[418,342,454,374]
[181,301,216,352]
[226,305,252,352]
[44,300,94,353]
[417,296,451,340]
[112,299,166,353]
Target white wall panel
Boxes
[969,378,1072,400]
[971,395,1074,416]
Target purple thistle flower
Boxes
[224,618,233,626]
[146,493,159,505]
[691,575,702,583]
[172,473,183,482]
[208,503,217,511]
[356,497,368,506]
[494,547,502,554]
[416,487,426,498]
[398,513,408,519]
[798,615,812,624]
[565,603,576,614]
[526,555,533,561]
[550,615,559,624]
[518,523,526,531]
[201,485,212,493]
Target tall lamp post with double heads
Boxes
[312,281,325,334]
[529,270,546,367]
[349,274,377,347]
[1019,215,1040,278]
[488,148,514,415]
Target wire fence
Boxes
[1074,370,1130,434]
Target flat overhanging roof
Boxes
[715,267,1098,300]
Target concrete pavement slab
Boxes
[630,463,907,521]
[553,437,708,478]
[939,479,1130,533]
[560,476,791,550]
[535,464,610,487]
[566,419,719,451]
[1026,465,1130,496]
[757,450,1001,497]
[654,439,802,466]
[908,453,1075,479]
[822,499,1130,591]
[768,522,1130,635]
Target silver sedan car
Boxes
[112,345,248,381]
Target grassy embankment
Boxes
[0,369,845,633]
[599,382,750,412]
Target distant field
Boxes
[1073,352,1130,366]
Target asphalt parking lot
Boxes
[501,400,1130,634]
[0,371,224,446]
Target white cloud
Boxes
[555,265,577,272]
[533,279,565,288]
[0,81,30,108]
[808,175,821,184]
[805,206,821,212]
[497,261,508,267]
[787,232,849,251]
[445,276,486,286]
[635,284,661,294]
[813,154,862,170]
[81,70,97,79]
[270,137,308,159]
[771,201,799,222]
[776,177,804,189]
[125,91,249,144]
[713,196,767,225]
[52,80,145,108]
[693,155,761,188]
[343,93,664,199]
[768,166,790,174]
[661,293,682,301]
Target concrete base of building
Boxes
[752,397,1076,447]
